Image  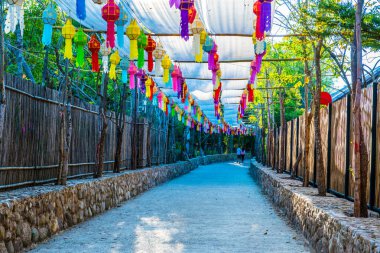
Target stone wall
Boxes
[250,159,380,253]
[0,154,235,253]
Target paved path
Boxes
[30,162,308,253]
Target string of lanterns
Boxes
[1,0,250,135]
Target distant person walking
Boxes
[236,147,242,164]
[241,149,245,163]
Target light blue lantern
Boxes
[42,4,57,46]
[120,58,129,84]
[115,5,129,48]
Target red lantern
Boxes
[213,53,219,63]
[102,0,120,48]
[320,91,332,106]
[188,5,196,24]
[248,86,254,102]
[88,35,101,72]
[145,35,156,73]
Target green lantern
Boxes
[74,28,88,67]
[137,32,147,69]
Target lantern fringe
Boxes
[180,10,189,41]
[130,40,138,60]
[163,68,170,83]
[76,0,86,21]
[138,48,145,68]
[102,56,109,73]
[117,25,125,48]
[155,59,162,76]
[122,70,128,83]
[76,46,85,67]
[192,34,200,55]
[107,21,116,48]
[129,75,135,89]
[64,39,73,60]
[110,64,117,80]
[42,24,53,46]
[195,47,203,62]
[91,52,100,72]
[261,2,272,33]
[148,53,154,72]
[208,52,214,70]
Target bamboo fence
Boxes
[0,75,168,189]
[255,83,380,211]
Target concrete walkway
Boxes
[30,162,308,253]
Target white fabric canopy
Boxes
[55,0,259,126]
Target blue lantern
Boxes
[42,4,57,46]
[115,5,129,48]
[120,58,129,84]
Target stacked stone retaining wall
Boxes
[0,154,235,253]
[250,159,380,253]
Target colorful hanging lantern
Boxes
[42,3,57,46]
[247,84,255,102]
[153,43,165,76]
[137,32,147,69]
[250,59,257,83]
[120,58,129,84]
[100,42,111,73]
[126,19,141,60]
[128,61,137,89]
[109,50,121,80]
[76,0,86,20]
[88,35,101,72]
[253,1,264,40]
[5,0,24,36]
[208,43,217,71]
[188,5,197,24]
[161,55,171,83]
[145,35,156,72]
[196,30,207,62]
[320,92,332,106]
[73,28,87,68]
[62,19,76,60]
[179,0,194,41]
[102,0,120,49]
[260,0,273,34]
[203,36,214,53]
[171,65,179,92]
[115,5,128,48]
[169,0,180,9]
[139,71,148,93]
[190,15,204,57]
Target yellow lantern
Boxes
[196,30,207,62]
[126,19,141,60]
[161,54,171,83]
[62,19,75,60]
[145,78,152,98]
[109,50,121,80]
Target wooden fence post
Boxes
[327,103,333,191]
[345,95,351,198]
[290,120,293,174]
[370,82,378,208]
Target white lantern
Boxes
[5,0,24,36]
[100,42,112,73]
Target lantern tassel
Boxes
[110,63,117,80]
[117,24,124,48]
[122,70,128,83]
[64,39,73,60]
[163,68,170,83]
[107,21,116,48]
[208,52,214,70]
[148,53,154,72]
[192,34,200,55]
[103,56,109,73]
[195,47,203,62]
[91,51,100,72]
[155,59,162,76]
[130,40,138,60]
[76,0,86,21]
[42,24,53,46]
[180,10,189,41]
[138,48,144,69]
[130,74,135,89]
[261,2,272,33]
[76,46,85,67]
